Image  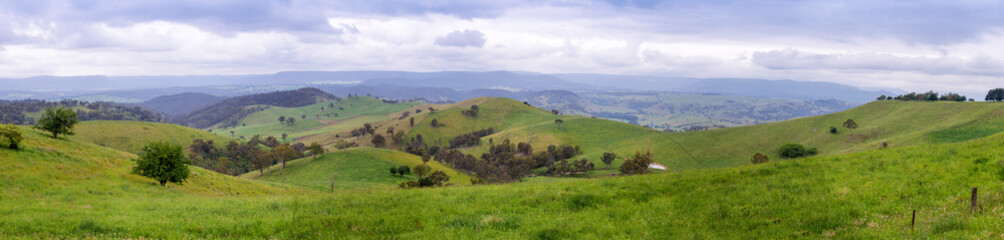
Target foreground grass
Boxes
[4,125,1004,238]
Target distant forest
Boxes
[177,88,339,129]
[0,99,163,125]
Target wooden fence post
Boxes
[971,187,978,212]
[911,210,916,229]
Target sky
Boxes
[1,0,1002,96]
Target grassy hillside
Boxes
[4,124,1004,238]
[70,121,232,154]
[249,148,472,190]
[409,98,1004,171]
[216,96,419,141]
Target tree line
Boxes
[877,91,969,102]
[178,88,339,129]
[0,99,163,125]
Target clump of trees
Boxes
[878,91,967,102]
[390,165,410,177]
[448,128,495,148]
[132,141,191,186]
[986,88,1004,102]
[751,153,768,164]
[619,151,653,175]
[0,124,23,150]
[777,143,817,158]
[461,105,480,117]
[33,106,80,139]
[188,136,306,176]
[434,139,583,183]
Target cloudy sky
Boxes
[1,0,1002,95]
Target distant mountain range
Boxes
[1,71,897,102]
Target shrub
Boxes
[0,124,23,150]
[829,126,837,134]
[619,151,653,175]
[777,143,817,158]
[131,141,191,186]
[751,153,768,164]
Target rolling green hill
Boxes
[249,147,472,189]
[69,121,232,154]
[215,96,420,141]
[409,98,1004,171]
[3,123,1004,238]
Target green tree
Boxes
[390,167,399,176]
[308,142,325,159]
[413,164,432,178]
[600,152,617,169]
[33,106,80,139]
[431,119,440,128]
[272,144,298,176]
[0,124,23,150]
[421,153,431,164]
[397,166,410,176]
[131,141,191,186]
[619,151,652,175]
[554,119,564,127]
[251,149,273,176]
[278,116,286,125]
[777,143,817,158]
[986,88,1004,102]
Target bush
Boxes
[777,143,817,158]
[619,151,653,175]
[0,124,23,150]
[751,153,768,164]
[829,126,837,134]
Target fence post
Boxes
[971,187,978,212]
[911,210,916,229]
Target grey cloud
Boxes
[435,30,486,48]
[752,48,1004,76]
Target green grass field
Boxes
[249,147,472,190]
[4,123,1004,238]
[70,121,233,154]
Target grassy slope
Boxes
[69,121,233,154]
[248,148,472,190]
[410,98,1004,171]
[4,126,1004,238]
[216,96,419,141]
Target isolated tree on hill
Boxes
[0,124,23,150]
[431,119,440,128]
[33,106,80,139]
[371,134,387,148]
[601,152,617,169]
[414,164,432,179]
[230,130,235,138]
[278,116,286,125]
[619,151,653,175]
[876,95,887,101]
[390,167,398,176]
[308,142,325,159]
[131,141,191,186]
[281,133,288,143]
[286,117,296,126]
[843,119,858,130]
[554,119,564,127]
[551,109,559,115]
[410,117,415,127]
[829,126,838,134]
[301,114,306,120]
[751,153,769,164]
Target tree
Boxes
[278,116,286,125]
[371,134,387,148]
[230,130,235,138]
[410,117,415,127]
[251,149,273,176]
[554,119,564,127]
[601,152,617,169]
[281,133,288,143]
[421,153,431,163]
[413,164,432,179]
[301,114,306,120]
[425,170,450,187]
[308,142,325,159]
[619,151,652,175]
[751,153,768,164]
[0,124,23,150]
[462,105,480,117]
[829,126,838,134]
[843,119,858,130]
[986,88,1004,102]
[272,144,298,176]
[390,167,399,176]
[286,117,296,126]
[397,166,410,176]
[876,95,887,101]
[131,141,191,186]
[551,109,559,115]
[33,106,79,139]
[431,119,440,128]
